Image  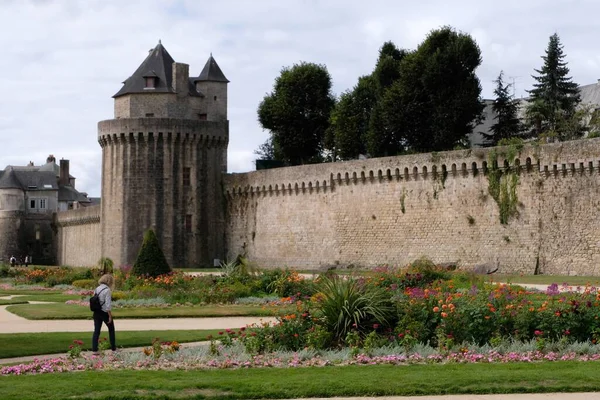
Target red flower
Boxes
[218,331,224,335]
[564,330,571,335]
[373,324,380,329]
[534,330,543,336]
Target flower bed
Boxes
[5,341,600,376]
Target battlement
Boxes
[98,118,229,147]
[55,205,101,227]
[225,138,600,197]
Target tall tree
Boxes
[370,26,484,155]
[257,62,336,165]
[482,71,523,146]
[527,33,581,137]
[329,76,377,160]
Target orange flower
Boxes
[433,306,440,313]
[441,312,448,318]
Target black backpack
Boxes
[90,287,108,312]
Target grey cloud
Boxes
[1,0,598,196]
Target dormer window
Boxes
[145,77,156,89]
[143,71,158,89]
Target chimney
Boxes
[59,159,70,186]
[46,154,56,164]
[172,62,189,97]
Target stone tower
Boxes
[98,41,229,267]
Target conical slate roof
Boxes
[0,167,22,189]
[113,41,176,98]
[197,55,229,83]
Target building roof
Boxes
[13,170,57,190]
[113,41,177,98]
[197,55,229,83]
[58,185,91,203]
[0,168,23,190]
[579,82,600,107]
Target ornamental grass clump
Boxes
[315,275,395,344]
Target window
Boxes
[198,113,207,120]
[213,96,217,101]
[145,77,156,88]
[29,197,48,212]
[183,167,191,187]
[185,214,192,233]
[145,113,155,117]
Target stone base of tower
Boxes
[99,118,228,268]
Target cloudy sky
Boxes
[1,0,599,196]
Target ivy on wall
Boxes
[487,147,519,224]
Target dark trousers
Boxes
[92,311,116,351]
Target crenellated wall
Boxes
[55,205,101,267]
[224,138,600,275]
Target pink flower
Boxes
[534,330,543,336]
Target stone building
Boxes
[0,155,93,264]
[97,41,229,267]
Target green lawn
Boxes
[0,289,62,296]
[494,274,600,286]
[2,362,600,399]
[6,303,292,320]
[0,299,28,305]
[0,330,222,359]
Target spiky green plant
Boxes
[315,275,395,343]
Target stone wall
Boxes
[55,205,101,267]
[225,138,600,275]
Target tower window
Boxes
[145,77,156,89]
[145,113,155,117]
[183,167,191,187]
[185,214,192,233]
[198,113,207,120]
[213,96,217,101]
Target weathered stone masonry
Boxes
[55,205,101,267]
[225,139,600,275]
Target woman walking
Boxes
[92,274,116,352]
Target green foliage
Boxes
[527,33,582,139]
[487,152,519,224]
[482,71,523,146]
[329,76,377,160]
[71,279,96,289]
[97,257,114,275]
[370,27,483,155]
[132,229,171,278]
[257,62,336,165]
[315,275,395,343]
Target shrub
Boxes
[132,229,171,278]
[315,275,395,343]
[0,263,9,278]
[98,257,114,274]
[72,279,96,289]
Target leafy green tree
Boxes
[372,41,407,92]
[370,26,483,155]
[482,71,523,146]
[329,76,378,159]
[132,229,171,277]
[257,62,336,165]
[528,33,581,137]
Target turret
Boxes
[98,42,229,267]
[195,54,229,121]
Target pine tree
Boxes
[528,33,580,134]
[482,71,523,146]
[132,229,171,277]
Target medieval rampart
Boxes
[55,205,101,267]
[225,138,600,275]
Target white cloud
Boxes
[1,0,598,196]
